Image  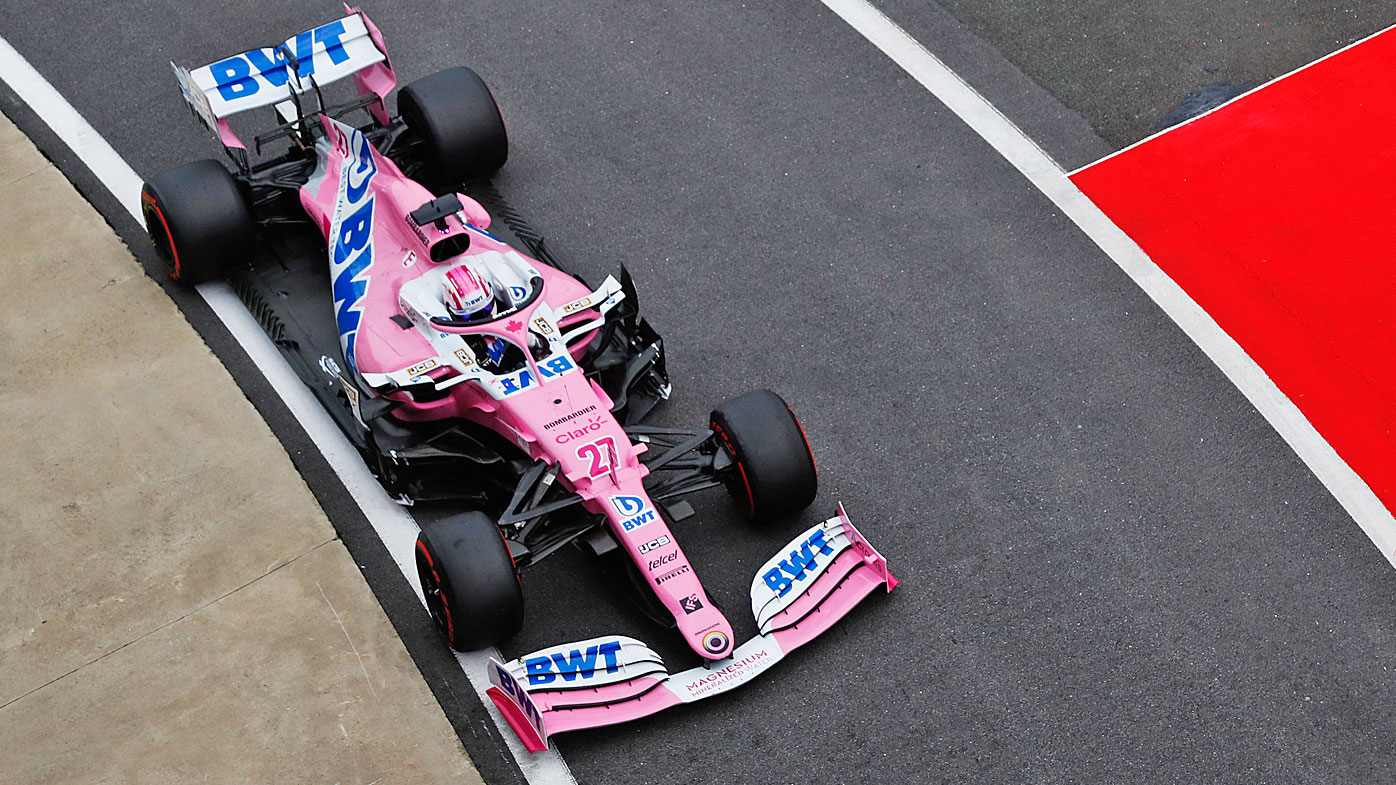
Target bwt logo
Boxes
[210,20,352,102]
[497,355,576,396]
[611,496,645,517]
[330,126,379,380]
[524,640,623,686]
[762,529,836,598]
[611,495,656,532]
[491,662,543,729]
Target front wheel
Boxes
[415,512,523,651]
[710,389,818,522]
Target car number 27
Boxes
[577,437,618,478]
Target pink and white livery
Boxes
[141,10,898,750]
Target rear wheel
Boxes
[415,512,523,651]
[398,66,508,188]
[140,159,254,284]
[709,389,818,522]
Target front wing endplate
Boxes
[485,503,898,750]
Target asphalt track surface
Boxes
[4,2,1396,783]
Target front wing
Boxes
[485,504,898,751]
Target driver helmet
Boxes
[444,265,494,320]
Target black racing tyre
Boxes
[140,159,254,285]
[709,389,818,522]
[398,66,508,187]
[415,512,523,651]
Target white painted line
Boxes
[0,31,575,785]
[1068,21,1396,176]
[818,0,1396,567]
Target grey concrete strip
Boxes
[0,542,479,784]
[0,114,482,784]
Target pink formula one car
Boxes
[141,10,897,750]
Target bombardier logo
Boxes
[542,405,597,430]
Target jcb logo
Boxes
[562,298,593,315]
[638,535,670,554]
[406,358,438,377]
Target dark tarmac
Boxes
[3,1,1395,783]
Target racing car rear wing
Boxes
[171,7,395,153]
[486,504,898,751]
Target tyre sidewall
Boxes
[398,66,508,187]
[710,389,818,521]
[416,511,523,651]
[141,159,253,284]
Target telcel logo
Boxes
[648,551,677,571]
[524,640,623,686]
[762,529,836,598]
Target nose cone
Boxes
[676,601,734,660]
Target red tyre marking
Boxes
[787,404,818,480]
[141,190,182,280]
[498,526,521,586]
[415,539,456,644]
[712,421,755,518]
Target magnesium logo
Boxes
[524,640,623,686]
[762,529,837,598]
[329,127,378,379]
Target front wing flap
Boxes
[485,504,897,751]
